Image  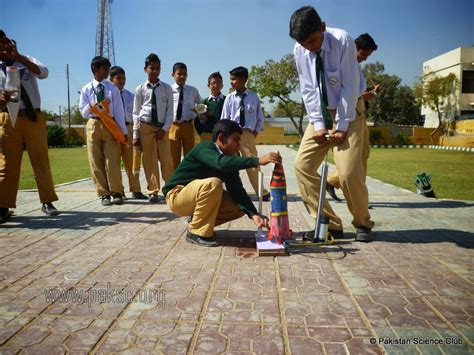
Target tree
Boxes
[363,62,421,125]
[413,71,459,143]
[247,54,306,137]
[41,109,58,122]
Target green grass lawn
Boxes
[19,147,90,190]
[19,147,473,201]
[327,148,474,201]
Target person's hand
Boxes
[252,214,270,230]
[312,129,329,145]
[373,84,381,94]
[0,38,19,61]
[258,151,282,166]
[156,129,165,140]
[133,138,141,147]
[0,90,11,108]
[330,130,347,145]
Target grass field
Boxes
[328,148,473,201]
[19,147,474,201]
[19,147,90,190]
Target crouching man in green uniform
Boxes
[162,119,281,247]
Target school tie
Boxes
[315,51,333,130]
[120,90,127,121]
[150,84,158,124]
[238,92,246,127]
[96,83,105,103]
[176,86,184,120]
[20,83,37,121]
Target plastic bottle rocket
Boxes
[5,66,20,127]
[268,162,292,244]
[415,172,436,198]
[132,146,142,176]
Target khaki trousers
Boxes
[140,122,173,195]
[169,120,195,170]
[240,130,269,196]
[327,102,371,189]
[86,119,123,197]
[121,125,141,193]
[0,112,58,208]
[166,177,245,237]
[295,100,374,230]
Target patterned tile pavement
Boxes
[0,145,472,354]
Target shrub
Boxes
[396,132,411,145]
[47,125,66,147]
[369,129,382,145]
[67,136,85,146]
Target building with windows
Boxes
[422,47,474,128]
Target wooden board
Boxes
[255,231,287,256]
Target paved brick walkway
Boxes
[0,145,472,354]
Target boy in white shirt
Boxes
[220,66,269,200]
[79,56,126,206]
[290,6,374,241]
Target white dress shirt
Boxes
[359,64,367,96]
[172,83,202,122]
[119,88,134,124]
[0,55,48,110]
[220,89,264,133]
[294,27,360,132]
[79,79,127,135]
[132,80,174,139]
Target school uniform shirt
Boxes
[359,64,367,96]
[294,27,360,132]
[119,88,134,124]
[0,56,48,109]
[171,83,202,122]
[195,94,225,135]
[162,141,259,216]
[132,80,174,139]
[220,89,264,133]
[79,79,127,135]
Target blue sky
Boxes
[2,0,473,113]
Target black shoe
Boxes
[326,183,342,202]
[41,203,59,216]
[132,192,148,200]
[302,228,344,241]
[262,194,270,202]
[101,196,112,206]
[355,227,373,242]
[112,195,123,205]
[186,231,219,247]
[148,194,160,203]
[0,208,10,224]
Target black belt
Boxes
[125,122,131,126]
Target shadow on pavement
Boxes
[374,229,474,248]
[1,211,179,230]
[368,200,474,209]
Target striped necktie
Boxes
[315,51,333,130]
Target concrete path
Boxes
[0,145,472,354]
